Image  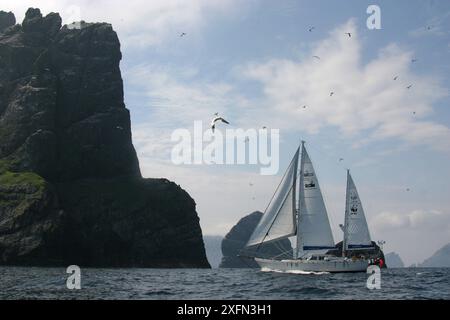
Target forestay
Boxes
[246,148,299,247]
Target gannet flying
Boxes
[211,116,230,132]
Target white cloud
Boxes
[371,210,450,232]
[3,0,238,48]
[125,63,250,129]
[132,125,174,162]
[138,160,280,236]
[241,19,450,151]
[121,18,449,158]
[125,20,450,246]
[371,210,450,265]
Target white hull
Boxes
[255,257,369,273]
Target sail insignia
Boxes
[296,144,335,257]
[343,171,373,251]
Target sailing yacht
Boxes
[244,141,374,273]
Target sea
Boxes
[1,267,449,300]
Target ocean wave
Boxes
[260,267,329,275]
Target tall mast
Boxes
[342,169,350,257]
[295,140,306,259]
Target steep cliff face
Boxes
[220,211,292,268]
[0,8,209,268]
[419,243,450,267]
[0,11,15,32]
[385,252,404,268]
[203,235,223,268]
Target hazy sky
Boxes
[4,0,450,265]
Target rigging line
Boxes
[255,147,300,253]
[269,242,283,258]
[261,146,299,218]
[236,250,257,268]
[272,248,292,260]
[305,138,350,172]
[322,192,338,243]
[256,183,296,253]
[306,142,349,173]
[273,240,290,256]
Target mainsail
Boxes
[246,148,299,247]
[296,144,335,256]
[343,170,373,251]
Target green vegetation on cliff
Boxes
[0,8,209,268]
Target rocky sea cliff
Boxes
[0,8,209,268]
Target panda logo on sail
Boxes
[304,179,316,189]
[303,170,316,188]
[244,141,375,273]
[350,192,359,215]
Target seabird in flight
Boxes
[211,116,230,133]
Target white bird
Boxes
[211,116,230,132]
